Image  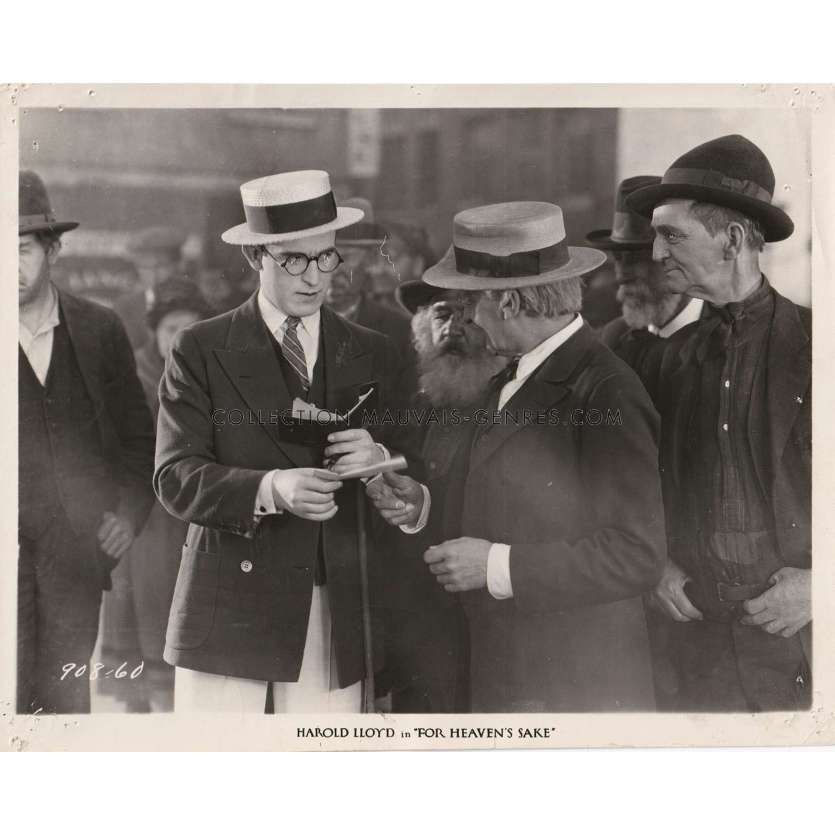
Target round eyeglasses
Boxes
[263,246,344,276]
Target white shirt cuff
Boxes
[255,470,282,516]
[400,484,431,534]
[487,543,513,599]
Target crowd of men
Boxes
[17,131,811,715]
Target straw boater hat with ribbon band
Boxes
[586,175,661,250]
[423,201,607,291]
[626,134,794,243]
[221,170,364,246]
[19,170,79,236]
[336,197,387,247]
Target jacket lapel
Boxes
[321,306,374,413]
[213,293,302,466]
[58,288,104,404]
[467,322,593,473]
[763,293,811,483]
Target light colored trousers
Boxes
[174,586,362,713]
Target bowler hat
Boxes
[626,135,794,242]
[336,197,386,247]
[423,201,606,291]
[395,280,446,315]
[222,170,363,246]
[19,170,79,236]
[586,176,660,250]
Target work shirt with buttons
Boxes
[684,276,779,587]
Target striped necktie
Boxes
[281,316,310,392]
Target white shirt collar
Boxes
[257,288,321,342]
[514,314,585,383]
[648,297,704,338]
[19,282,60,343]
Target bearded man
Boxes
[592,177,704,367]
[371,279,506,712]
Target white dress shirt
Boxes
[488,314,585,598]
[253,291,387,516]
[19,284,60,385]
[405,315,586,601]
[648,297,704,338]
[254,291,322,515]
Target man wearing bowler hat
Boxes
[17,171,156,713]
[154,169,410,713]
[591,176,704,364]
[627,134,812,711]
[368,201,668,712]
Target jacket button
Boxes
[240,559,253,573]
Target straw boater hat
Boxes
[626,134,794,243]
[586,176,661,250]
[221,170,364,246]
[423,201,606,291]
[335,197,386,248]
[19,170,79,236]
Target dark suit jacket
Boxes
[56,290,156,541]
[154,294,408,686]
[354,297,418,410]
[651,288,811,607]
[449,323,667,712]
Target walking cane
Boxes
[345,455,408,714]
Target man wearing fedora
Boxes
[154,170,411,713]
[368,202,667,712]
[17,170,156,714]
[626,134,812,711]
[591,176,704,362]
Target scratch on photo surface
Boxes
[378,234,400,284]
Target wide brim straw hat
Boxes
[423,201,606,291]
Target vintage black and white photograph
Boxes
[2,84,831,750]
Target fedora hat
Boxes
[395,279,446,315]
[626,134,794,242]
[221,170,363,246]
[423,201,606,291]
[19,170,79,236]
[586,175,661,250]
[336,197,386,247]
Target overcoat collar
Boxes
[468,321,596,472]
[57,288,104,402]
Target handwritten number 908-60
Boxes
[60,661,145,681]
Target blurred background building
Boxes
[19,106,809,319]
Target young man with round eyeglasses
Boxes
[154,170,413,713]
